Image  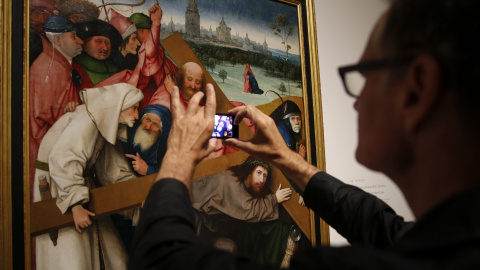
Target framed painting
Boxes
[2,0,326,268]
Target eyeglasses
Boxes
[338,56,415,97]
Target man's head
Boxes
[75,19,122,60]
[176,62,206,100]
[119,103,139,127]
[44,14,83,59]
[119,33,141,56]
[83,36,112,60]
[350,0,480,187]
[245,165,269,196]
[134,112,162,151]
[230,156,272,198]
[129,13,152,44]
[131,104,172,153]
[58,0,99,23]
[289,115,301,133]
[30,0,57,34]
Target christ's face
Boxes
[245,166,268,195]
[289,115,301,133]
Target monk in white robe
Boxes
[33,83,143,270]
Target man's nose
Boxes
[144,121,151,129]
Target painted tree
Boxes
[218,69,228,83]
[270,14,294,95]
[208,58,216,72]
[279,82,287,95]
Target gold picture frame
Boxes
[0,0,328,268]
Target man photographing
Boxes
[129,0,480,269]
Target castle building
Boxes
[243,32,253,51]
[216,16,231,43]
[263,36,268,53]
[185,0,200,37]
[168,16,175,33]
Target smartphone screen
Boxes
[212,114,238,138]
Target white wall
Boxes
[314,0,415,246]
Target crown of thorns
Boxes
[244,158,270,171]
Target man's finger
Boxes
[224,138,253,153]
[204,83,216,120]
[170,86,183,118]
[185,90,205,117]
[125,154,136,159]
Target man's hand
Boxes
[164,74,175,94]
[225,105,319,191]
[225,105,291,164]
[156,84,216,188]
[299,144,306,159]
[64,101,79,113]
[276,184,292,203]
[72,205,95,233]
[149,3,162,26]
[126,153,148,175]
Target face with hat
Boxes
[44,14,84,59]
[279,101,302,134]
[110,9,141,56]
[129,13,152,44]
[75,19,122,61]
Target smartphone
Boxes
[212,114,238,138]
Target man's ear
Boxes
[401,55,443,133]
[54,35,62,47]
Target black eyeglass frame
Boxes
[338,55,416,97]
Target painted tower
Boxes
[185,0,200,37]
[168,16,175,33]
[216,16,231,43]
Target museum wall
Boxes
[314,0,415,246]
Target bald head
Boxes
[176,62,206,100]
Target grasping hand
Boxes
[276,184,292,203]
[164,74,175,94]
[126,153,148,175]
[149,3,162,26]
[298,195,305,206]
[299,144,306,159]
[64,101,79,113]
[72,205,95,233]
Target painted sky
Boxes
[91,0,301,54]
